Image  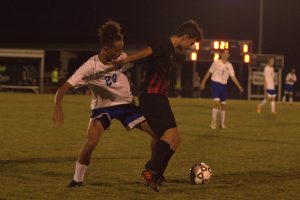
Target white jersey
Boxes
[209,60,235,84]
[264,65,275,90]
[285,73,297,85]
[67,53,133,109]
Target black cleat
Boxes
[144,161,167,186]
[141,170,159,192]
[156,175,166,186]
[144,160,152,170]
[68,180,82,187]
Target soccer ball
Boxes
[189,163,212,184]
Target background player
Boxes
[52,20,156,187]
[256,57,277,114]
[282,68,297,104]
[200,49,243,129]
[116,20,203,192]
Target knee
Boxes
[175,135,181,146]
[171,135,181,150]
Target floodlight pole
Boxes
[258,0,264,54]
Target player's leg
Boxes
[211,100,220,129]
[282,90,287,103]
[269,96,276,114]
[139,94,178,192]
[210,82,222,129]
[257,91,268,113]
[155,128,181,185]
[288,92,293,104]
[69,117,107,187]
[138,121,157,169]
[219,84,227,128]
[220,103,227,128]
[140,121,180,185]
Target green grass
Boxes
[0,93,299,200]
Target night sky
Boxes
[0,0,299,69]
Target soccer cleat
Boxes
[256,106,261,114]
[141,170,159,192]
[68,180,82,188]
[144,160,152,170]
[156,175,166,186]
[210,121,217,129]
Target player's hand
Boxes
[53,109,64,127]
[112,59,126,69]
[239,86,244,93]
[200,83,205,91]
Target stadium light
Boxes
[225,42,229,49]
[214,53,219,61]
[244,54,250,63]
[243,44,249,53]
[191,52,197,61]
[213,41,219,49]
[220,41,227,49]
[193,42,200,50]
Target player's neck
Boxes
[221,59,227,64]
[98,52,111,65]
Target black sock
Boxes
[157,149,175,177]
[150,140,170,177]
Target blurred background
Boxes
[0,0,299,99]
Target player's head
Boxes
[291,68,296,73]
[268,57,275,66]
[220,49,230,61]
[174,20,203,50]
[98,20,124,60]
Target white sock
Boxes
[282,96,286,102]
[271,101,276,113]
[74,161,88,182]
[258,99,267,108]
[221,110,225,125]
[289,97,293,104]
[212,108,219,122]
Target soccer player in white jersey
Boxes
[256,57,277,114]
[52,20,156,187]
[200,49,243,129]
[282,68,297,104]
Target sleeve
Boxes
[229,63,235,77]
[67,60,94,88]
[150,40,168,57]
[208,61,217,73]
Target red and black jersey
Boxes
[140,38,175,95]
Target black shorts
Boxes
[139,93,177,138]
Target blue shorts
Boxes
[210,81,227,104]
[284,84,294,93]
[266,89,276,97]
[91,104,145,130]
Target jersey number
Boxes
[105,74,117,86]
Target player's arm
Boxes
[200,71,212,90]
[53,82,73,127]
[231,76,243,93]
[116,47,153,66]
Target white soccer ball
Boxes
[189,163,212,184]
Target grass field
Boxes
[0,93,299,200]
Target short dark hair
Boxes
[174,20,203,41]
[97,20,123,48]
